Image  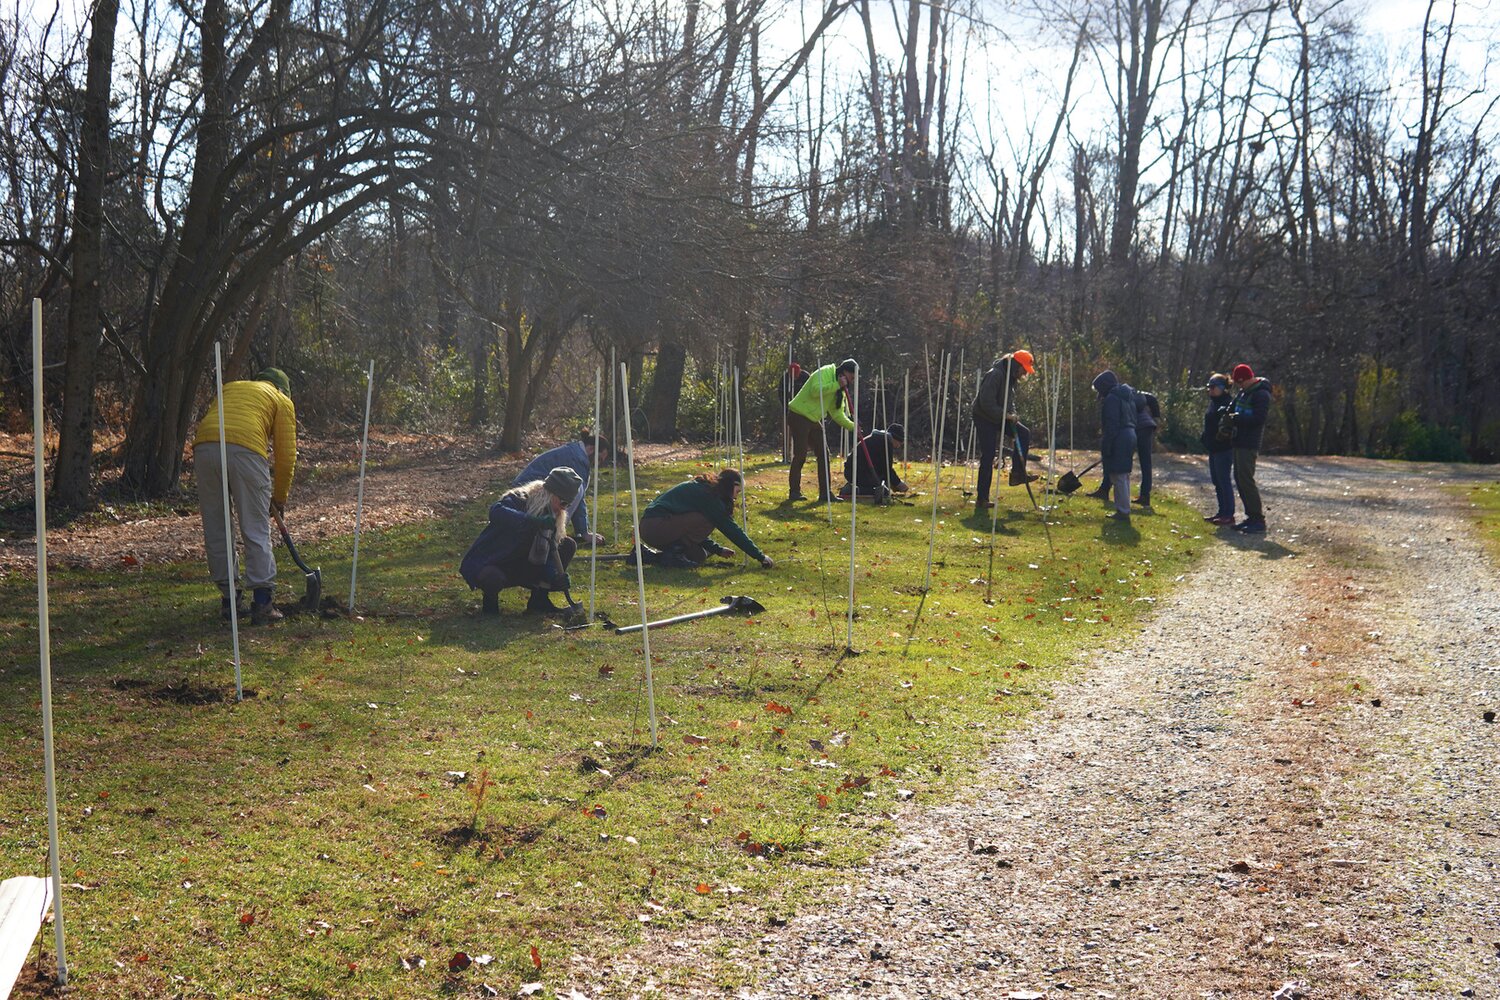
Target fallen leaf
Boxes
[529,945,542,969]
[449,951,472,972]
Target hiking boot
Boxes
[1085,485,1111,500]
[1234,519,1267,534]
[975,500,994,511]
[705,540,735,559]
[1105,511,1131,523]
[250,600,284,625]
[1132,496,1152,508]
[1009,466,1040,486]
[787,491,806,502]
[480,591,501,616]
[220,590,246,622]
[525,589,563,615]
[1209,515,1236,526]
[658,545,701,569]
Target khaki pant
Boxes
[787,411,831,499]
[638,511,716,563]
[195,443,276,595]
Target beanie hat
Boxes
[1012,350,1035,375]
[543,467,583,503]
[1231,364,1255,382]
[836,359,858,375]
[885,423,904,442]
[256,368,292,397]
[1091,370,1118,395]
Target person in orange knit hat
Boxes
[971,350,1037,512]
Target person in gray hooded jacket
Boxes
[1091,370,1138,522]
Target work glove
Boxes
[270,501,286,520]
[760,556,774,570]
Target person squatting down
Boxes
[633,469,774,570]
[839,424,907,499]
[460,467,584,616]
[510,431,609,545]
[971,350,1038,513]
[1091,369,1138,523]
[193,368,297,625]
[785,359,857,502]
[1200,373,1236,525]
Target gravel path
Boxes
[587,455,1500,998]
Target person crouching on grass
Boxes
[633,469,774,570]
[460,467,583,616]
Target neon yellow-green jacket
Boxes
[788,364,855,431]
[194,379,298,505]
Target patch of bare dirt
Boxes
[0,431,700,573]
[573,455,1500,999]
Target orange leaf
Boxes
[695,882,712,894]
[683,734,708,746]
[530,945,542,969]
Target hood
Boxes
[1092,370,1118,395]
[1239,376,1271,394]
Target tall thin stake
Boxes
[845,366,859,652]
[620,363,657,749]
[32,299,68,985]
[1068,349,1075,460]
[904,353,950,657]
[734,366,747,566]
[348,359,374,612]
[955,349,965,491]
[589,365,602,621]
[213,342,243,701]
[816,358,832,524]
[903,368,910,474]
[610,346,618,541]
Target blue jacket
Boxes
[1135,391,1160,431]
[1229,378,1273,450]
[460,493,559,589]
[511,441,591,534]
[1093,371,1138,476]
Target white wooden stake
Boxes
[734,366,747,565]
[903,368,910,474]
[589,365,601,622]
[846,365,859,651]
[955,349,965,491]
[620,363,657,749]
[987,351,1013,604]
[816,358,831,524]
[918,355,954,593]
[348,359,374,612]
[610,346,618,541]
[32,299,68,985]
[213,342,243,701]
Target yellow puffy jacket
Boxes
[194,380,298,505]
[787,364,855,431]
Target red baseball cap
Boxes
[1231,364,1254,382]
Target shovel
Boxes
[1056,459,1102,496]
[273,511,323,610]
[613,594,765,635]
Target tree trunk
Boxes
[53,0,120,507]
[647,340,687,440]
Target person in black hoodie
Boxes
[1226,363,1272,533]
[1200,373,1236,525]
[839,424,908,499]
[1132,389,1162,508]
[1091,370,1138,522]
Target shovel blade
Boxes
[305,568,323,609]
[1057,472,1083,495]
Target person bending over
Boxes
[511,430,609,545]
[785,359,857,502]
[1091,370,1138,523]
[635,469,774,569]
[460,467,583,616]
[839,424,908,499]
[193,368,297,625]
[971,350,1037,513]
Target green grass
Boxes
[1462,480,1500,560]
[0,454,1203,997]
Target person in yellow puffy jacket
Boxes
[785,358,857,502]
[193,368,298,624]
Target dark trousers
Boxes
[1136,428,1155,501]
[1233,448,1263,520]
[638,511,716,563]
[1208,450,1235,517]
[787,411,830,499]
[974,417,1030,506]
[470,536,576,596]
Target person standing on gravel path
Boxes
[971,351,1038,513]
[1091,369,1138,523]
[1227,363,1272,534]
[786,359,858,503]
[511,431,609,546]
[1200,374,1236,525]
[193,368,298,625]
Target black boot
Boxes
[526,589,562,615]
[480,590,501,616]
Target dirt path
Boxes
[588,456,1500,998]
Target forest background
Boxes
[3,0,1498,509]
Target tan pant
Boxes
[638,511,715,563]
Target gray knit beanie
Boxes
[544,467,583,503]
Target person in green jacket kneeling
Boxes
[633,470,774,570]
[786,359,857,502]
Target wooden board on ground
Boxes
[0,876,51,1000]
